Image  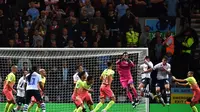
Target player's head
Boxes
[78,71,87,81]
[39,69,46,77]
[122,52,128,59]
[87,76,94,85]
[11,65,18,73]
[107,61,113,68]
[76,63,83,72]
[162,56,168,65]
[23,70,28,77]
[187,71,194,77]
[145,56,150,62]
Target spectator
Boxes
[83,40,88,47]
[68,17,80,40]
[45,33,57,47]
[10,20,22,38]
[93,41,98,47]
[13,9,26,28]
[35,40,43,47]
[140,25,150,47]
[0,9,9,46]
[150,31,164,63]
[79,10,90,32]
[32,30,43,47]
[133,17,141,33]
[75,30,89,47]
[81,0,95,18]
[24,41,30,47]
[100,0,108,18]
[90,10,106,33]
[150,0,166,17]
[14,33,24,47]
[51,40,57,47]
[21,27,32,44]
[165,0,177,17]
[163,31,174,55]
[119,8,135,33]
[126,26,139,47]
[107,10,119,37]
[34,19,47,37]
[116,41,122,47]
[133,0,147,17]
[8,39,16,47]
[49,20,60,34]
[99,30,112,47]
[65,40,75,48]
[26,2,40,20]
[115,0,129,19]
[44,0,59,12]
[25,15,33,29]
[40,10,51,27]
[65,10,76,25]
[57,28,69,47]
[126,0,134,13]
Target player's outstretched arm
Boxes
[172,76,187,83]
[175,82,189,86]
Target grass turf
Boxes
[0,103,199,112]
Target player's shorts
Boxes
[120,78,134,88]
[84,93,93,105]
[155,79,169,89]
[25,90,42,104]
[141,78,150,88]
[100,85,115,98]
[191,89,200,103]
[2,89,14,101]
[16,96,25,106]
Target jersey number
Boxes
[29,78,36,85]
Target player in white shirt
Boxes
[73,64,89,84]
[13,71,29,112]
[153,56,171,106]
[139,56,154,99]
[73,64,89,112]
[23,66,46,112]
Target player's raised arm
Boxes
[172,76,187,83]
[175,82,189,86]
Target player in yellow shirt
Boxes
[28,69,46,112]
[72,71,94,112]
[173,71,200,112]
[3,65,18,112]
[92,61,115,112]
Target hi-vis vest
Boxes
[163,36,174,55]
[126,30,139,45]
[182,36,194,54]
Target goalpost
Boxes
[0,48,149,112]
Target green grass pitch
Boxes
[0,103,199,112]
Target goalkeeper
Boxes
[116,52,139,108]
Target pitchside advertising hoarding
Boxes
[171,88,193,104]
[145,19,176,40]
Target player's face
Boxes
[23,71,28,76]
[82,74,87,81]
[162,59,167,65]
[12,66,18,73]
[124,54,128,59]
[187,73,192,77]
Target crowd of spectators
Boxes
[0,0,199,48]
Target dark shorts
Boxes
[156,79,169,89]
[16,96,25,106]
[25,90,42,104]
[141,78,151,88]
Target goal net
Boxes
[0,48,149,112]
